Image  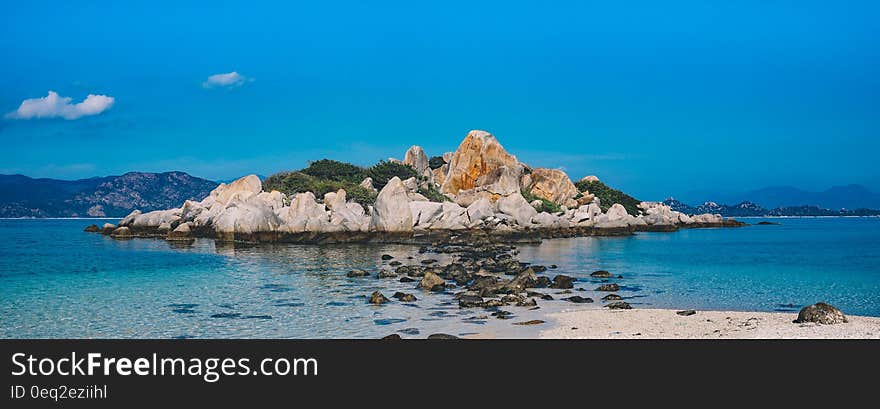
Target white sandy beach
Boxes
[538,308,880,339]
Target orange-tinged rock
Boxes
[440,130,521,195]
[525,168,579,205]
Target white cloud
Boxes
[5,91,115,120]
[202,71,252,89]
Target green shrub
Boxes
[366,161,418,190]
[428,156,446,170]
[418,182,451,202]
[301,159,366,182]
[521,189,562,213]
[574,180,640,216]
[263,171,376,206]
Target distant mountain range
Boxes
[663,198,880,217]
[0,172,218,218]
[678,184,880,210]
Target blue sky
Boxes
[1,1,878,201]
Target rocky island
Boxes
[88,130,743,243]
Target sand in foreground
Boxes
[539,308,880,339]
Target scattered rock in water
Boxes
[399,276,416,283]
[756,221,780,225]
[531,265,547,273]
[398,328,420,335]
[556,290,572,294]
[376,270,398,279]
[562,296,593,303]
[458,294,484,308]
[172,308,196,314]
[606,301,632,310]
[346,269,370,277]
[382,334,402,340]
[243,315,273,319]
[602,294,622,301]
[590,270,613,278]
[389,260,402,266]
[794,302,847,325]
[392,292,418,302]
[368,291,390,304]
[418,271,445,290]
[374,318,407,325]
[483,299,504,308]
[84,224,100,232]
[421,259,438,264]
[210,313,241,319]
[549,264,558,269]
[381,254,394,260]
[527,291,553,300]
[596,283,620,292]
[516,298,538,307]
[491,310,513,319]
[325,301,347,306]
[513,320,545,326]
[676,309,697,316]
[550,274,575,289]
[110,226,133,238]
[427,333,459,339]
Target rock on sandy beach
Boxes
[540,309,880,339]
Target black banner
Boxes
[1,340,877,406]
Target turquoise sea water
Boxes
[1,218,878,338]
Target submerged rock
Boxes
[418,271,445,290]
[563,296,593,303]
[346,269,370,278]
[550,275,575,289]
[601,294,622,301]
[427,333,459,339]
[84,224,100,232]
[392,292,418,302]
[605,301,632,310]
[590,270,613,278]
[794,302,847,324]
[513,319,545,326]
[596,283,620,292]
[368,291,390,305]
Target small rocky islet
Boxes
[85,130,743,244]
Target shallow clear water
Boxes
[1,218,878,338]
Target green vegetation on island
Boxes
[575,179,641,216]
[263,159,447,205]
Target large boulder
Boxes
[794,302,848,325]
[279,192,329,232]
[212,175,262,206]
[466,198,495,221]
[410,201,444,228]
[428,203,469,230]
[497,193,538,227]
[403,145,432,180]
[370,177,414,232]
[593,203,633,228]
[325,190,369,232]
[451,163,524,207]
[130,209,182,228]
[213,193,282,238]
[692,213,723,224]
[525,168,579,206]
[440,130,523,196]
